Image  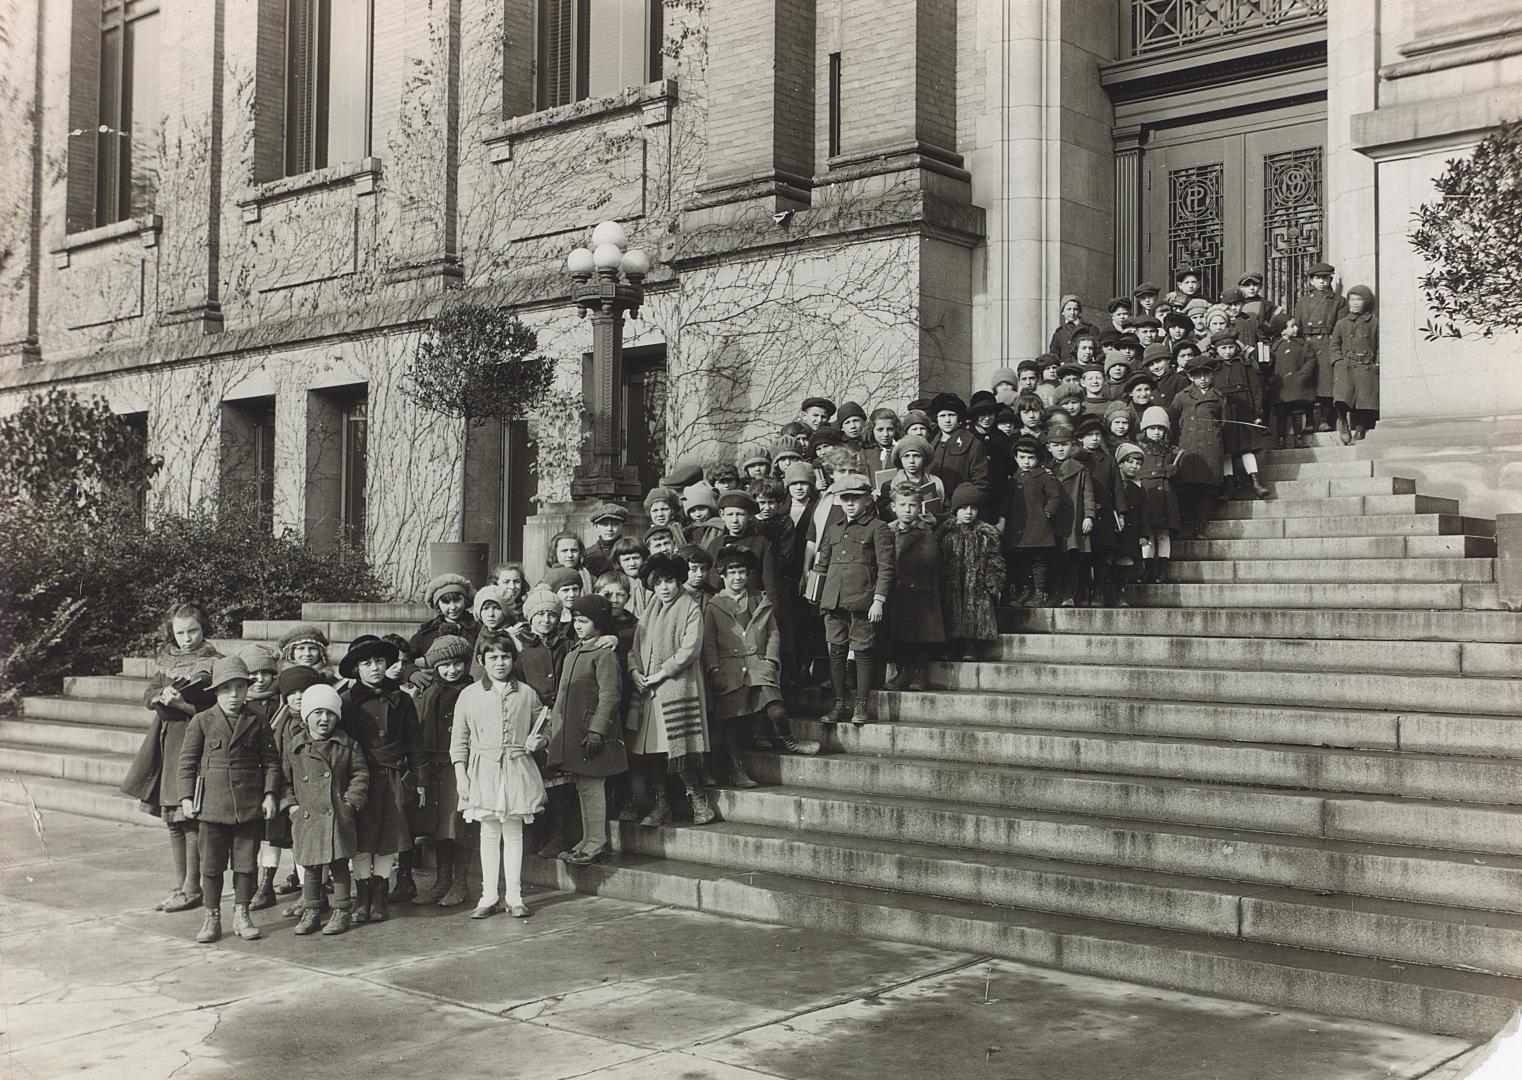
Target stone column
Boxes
[1324,0,1378,292]
[1113,125,1143,296]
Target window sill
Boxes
[483,79,676,164]
[236,157,383,223]
[52,214,161,268]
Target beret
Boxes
[521,587,562,621]
[569,594,616,634]
[892,434,932,461]
[424,573,475,609]
[425,634,473,667]
[543,567,582,592]
[991,367,1020,387]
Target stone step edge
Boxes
[524,853,1520,1040]
[0,772,153,827]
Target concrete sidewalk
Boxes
[0,803,1488,1080]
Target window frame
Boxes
[281,0,375,178]
[94,0,160,227]
[532,0,663,113]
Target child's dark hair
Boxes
[676,543,713,568]
[546,531,583,568]
[594,569,633,594]
[475,630,521,668]
[610,536,647,560]
[381,633,411,659]
[1016,393,1045,414]
[161,603,209,645]
[751,478,785,502]
[706,461,741,484]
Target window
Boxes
[340,395,367,549]
[284,0,373,176]
[827,52,842,158]
[95,1,161,226]
[220,399,277,532]
[536,0,662,111]
[120,410,151,525]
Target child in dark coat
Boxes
[1209,330,1269,498]
[1074,415,1121,608]
[280,684,368,937]
[412,635,476,907]
[1268,314,1316,449]
[267,665,328,916]
[1046,421,1097,607]
[1111,443,1153,607]
[938,484,1006,660]
[1136,407,1182,583]
[240,643,288,911]
[178,656,281,944]
[408,574,480,685]
[813,472,896,726]
[883,482,945,689]
[121,602,220,915]
[1171,355,1227,539]
[702,546,785,787]
[1001,436,1062,605]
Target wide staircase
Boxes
[4,437,1519,1038]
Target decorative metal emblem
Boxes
[1168,163,1224,299]
[1264,146,1323,305]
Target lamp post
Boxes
[566,221,650,500]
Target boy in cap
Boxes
[1293,261,1346,432]
[1001,435,1062,605]
[1045,418,1097,607]
[740,450,773,483]
[1170,354,1227,538]
[1130,315,1162,348]
[929,393,990,497]
[1331,284,1379,442]
[814,472,896,726]
[239,644,287,910]
[583,503,629,577]
[179,656,281,944]
[1110,444,1153,607]
[799,397,836,431]
[1166,266,1207,310]
[1237,272,1274,325]
[1132,281,1160,317]
[836,401,868,448]
[702,491,780,611]
[1268,313,1315,448]
[1049,294,1098,358]
[882,482,944,687]
[1209,330,1269,498]
[1106,296,1133,334]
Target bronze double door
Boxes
[1143,116,1325,307]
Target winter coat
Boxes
[886,519,946,643]
[1269,338,1317,406]
[408,614,479,663]
[702,591,783,712]
[450,676,547,821]
[702,524,780,612]
[1137,439,1181,532]
[629,588,710,766]
[938,519,1006,642]
[930,428,991,497]
[1171,386,1226,487]
[1331,291,1379,410]
[1074,448,1120,552]
[975,427,1012,493]
[1211,355,1267,454]
[342,681,421,855]
[545,641,628,778]
[1002,467,1062,549]
[1114,477,1151,561]
[176,704,281,826]
[411,674,470,837]
[1050,458,1098,553]
[280,730,368,865]
[120,646,220,812]
[1293,288,1347,398]
[755,514,798,651]
[583,536,620,578]
[514,630,568,710]
[814,509,897,613]
[1157,371,1192,419]
[1050,318,1100,358]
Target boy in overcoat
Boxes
[883,483,945,690]
[1170,355,1227,538]
[280,684,368,936]
[177,656,280,945]
[814,472,896,726]
[1001,435,1062,605]
[1267,314,1316,448]
[702,546,784,787]
[1330,284,1379,442]
[1292,261,1347,432]
[1208,330,1269,498]
[1045,421,1097,607]
[701,491,781,612]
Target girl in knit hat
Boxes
[642,487,688,547]
[1049,294,1099,359]
[277,623,335,680]
[473,584,518,640]
[239,643,287,911]
[408,575,480,683]
[269,665,329,913]
[412,634,477,907]
[875,434,945,520]
[1135,406,1181,585]
[511,587,574,858]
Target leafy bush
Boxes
[402,301,556,426]
[0,388,161,516]
[1410,119,1522,341]
[0,498,387,705]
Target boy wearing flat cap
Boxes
[1001,435,1062,605]
[178,656,281,944]
[814,472,896,725]
[1293,261,1346,432]
[583,503,629,577]
[1209,329,1269,499]
[799,396,836,431]
[1171,354,1227,538]
[701,490,780,612]
[928,393,990,498]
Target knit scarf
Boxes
[636,590,708,774]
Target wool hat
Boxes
[1015,359,1041,376]
[837,401,867,425]
[238,643,279,675]
[899,409,931,431]
[299,684,344,724]
[1143,342,1173,367]
[929,392,967,417]
[473,584,512,621]
[521,586,562,622]
[544,567,582,592]
[1307,262,1335,277]
[1075,413,1105,436]
[1162,312,1194,334]
[338,634,400,679]
[1058,292,1082,312]
[1124,371,1158,392]
[641,552,688,586]
[1209,329,1240,345]
[1183,297,1211,314]
[659,462,706,489]
[739,451,772,471]
[991,367,1020,388]
[892,433,932,462]
[800,396,836,416]
[770,440,803,463]
[683,482,719,513]
[949,483,982,512]
[1184,354,1220,374]
[827,472,873,495]
[1106,295,1132,313]
[1012,434,1043,455]
[588,502,627,524]
[1220,287,1245,305]
[277,665,327,699]
[208,655,251,691]
[1140,406,1172,433]
[1238,271,1264,285]
[278,623,330,656]
[1103,400,1135,424]
[569,594,617,636]
[1115,442,1144,463]
[714,544,759,573]
[426,634,473,667]
[1132,281,1161,297]
[718,491,759,514]
[783,460,817,486]
[807,424,844,453]
[424,573,475,609]
[643,485,681,511]
[1346,284,1376,311]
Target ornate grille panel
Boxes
[1132,0,1327,55]
[1168,163,1224,301]
[1263,146,1323,307]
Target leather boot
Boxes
[822,653,851,723]
[352,878,372,925]
[322,907,352,936]
[765,704,820,756]
[387,855,416,903]
[1337,411,1352,446]
[640,776,671,828]
[232,903,262,941]
[196,908,222,944]
[249,867,277,911]
[684,771,717,825]
[725,749,758,789]
[535,795,566,859]
[275,871,301,896]
[293,905,322,935]
[369,877,389,922]
[438,870,471,908]
[851,656,879,726]
[415,850,453,905]
[1250,473,1270,499]
[1315,402,1333,433]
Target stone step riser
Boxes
[0,746,127,788]
[799,716,1522,804]
[1122,582,1501,611]
[523,859,1517,1040]
[1211,494,1459,520]
[928,661,1522,721]
[23,697,152,728]
[1259,460,1374,480]
[302,603,432,622]
[1259,446,1363,463]
[0,719,141,756]
[746,754,1522,856]
[0,775,150,827]
[999,605,1522,645]
[717,788,1522,914]
[615,826,1522,977]
[240,620,418,643]
[1161,558,1493,585]
[1226,477,1415,501]
[1202,513,1495,541]
[1175,535,1496,560]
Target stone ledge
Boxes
[1351,88,1522,157]
[483,79,677,164]
[234,157,383,222]
[50,214,161,268]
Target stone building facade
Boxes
[0,0,1516,596]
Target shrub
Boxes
[401,301,556,426]
[0,388,162,516]
[0,498,387,705]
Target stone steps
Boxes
[523,854,1520,1040]
[714,784,1522,915]
[1122,582,1502,610]
[1258,459,1377,480]
[0,744,130,788]
[1174,534,1496,560]
[999,605,1522,643]
[1202,512,1495,540]
[0,773,149,827]
[240,619,419,643]
[1213,493,1459,519]
[1161,557,1493,584]
[1227,476,1416,501]
[0,717,143,756]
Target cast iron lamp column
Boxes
[566,221,651,500]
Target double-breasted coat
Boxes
[176,703,282,825]
[1330,289,1379,411]
[1074,449,1121,552]
[281,730,369,865]
[886,519,946,643]
[1050,458,1098,553]
[413,674,470,840]
[1269,338,1317,406]
[702,591,783,719]
[1002,467,1062,550]
[341,681,421,854]
[545,642,628,777]
[702,524,781,612]
[814,510,897,613]
[930,428,991,497]
[1171,386,1226,488]
[1292,288,1347,399]
[1136,440,1181,532]
[1211,355,1267,454]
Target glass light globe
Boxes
[620,248,651,277]
[566,247,595,275]
[592,242,624,271]
[591,220,627,250]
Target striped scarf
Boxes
[635,589,709,773]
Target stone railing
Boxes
[1129,0,1328,55]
